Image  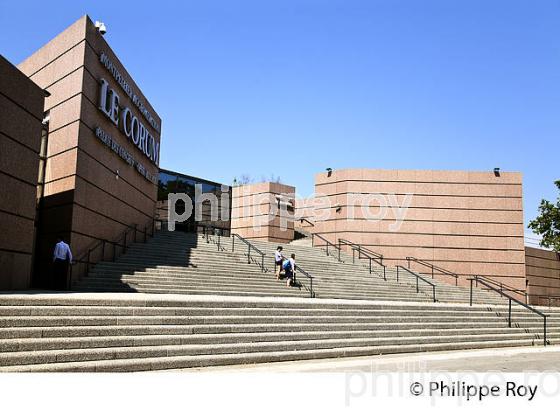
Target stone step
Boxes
[1,320,554,341]
[0,312,551,328]
[0,339,532,372]
[0,305,549,318]
[72,280,474,301]
[79,274,444,294]
[82,272,504,298]
[0,326,536,353]
[0,333,537,367]
[73,283,433,300]
[0,294,535,310]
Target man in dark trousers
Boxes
[52,236,73,290]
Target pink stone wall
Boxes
[294,197,317,233]
[231,182,295,243]
[0,56,44,290]
[526,246,560,306]
[310,169,526,289]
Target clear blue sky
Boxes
[1,0,558,238]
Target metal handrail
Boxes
[396,265,437,302]
[339,239,383,260]
[198,223,231,251]
[474,274,527,300]
[298,217,315,227]
[69,219,156,289]
[198,223,231,237]
[311,233,341,260]
[231,234,266,272]
[406,257,459,286]
[350,243,383,260]
[295,265,315,298]
[469,276,548,347]
[338,239,387,280]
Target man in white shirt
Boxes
[274,246,284,280]
[53,236,73,290]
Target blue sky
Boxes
[1,0,558,240]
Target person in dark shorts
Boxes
[282,253,296,287]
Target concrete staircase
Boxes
[1,230,555,372]
[71,230,500,304]
[243,237,508,305]
[72,230,513,305]
[0,293,556,372]
[72,231,307,298]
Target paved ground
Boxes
[190,346,560,372]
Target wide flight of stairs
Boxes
[0,293,556,372]
[0,229,554,372]
[72,230,505,305]
[72,231,307,298]
[240,236,508,305]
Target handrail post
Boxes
[544,316,547,346]
[87,249,91,275]
[396,266,399,282]
[369,258,372,275]
[311,234,314,247]
[407,258,411,269]
[326,241,329,256]
[68,263,73,291]
[508,299,512,328]
[232,235,235,252]
[261,254,264,273]
[218,234,221,250]
[310,277,314,298]
[433,287,436,303]
[248,245,251,264]
[383,265,386,281]
[338,245,341,262]
[470,279,473,306]
[416,276,419,293]
[101,240,106,261]
[431,265,434,279]
[352,249,355,264]
[456,276,458,286]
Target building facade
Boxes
[157,169,230,233]
[17,15,161,286]
[0,56,45,290]
[299,169,526,290]
[231,182,295,243]
[526,246,560,306]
